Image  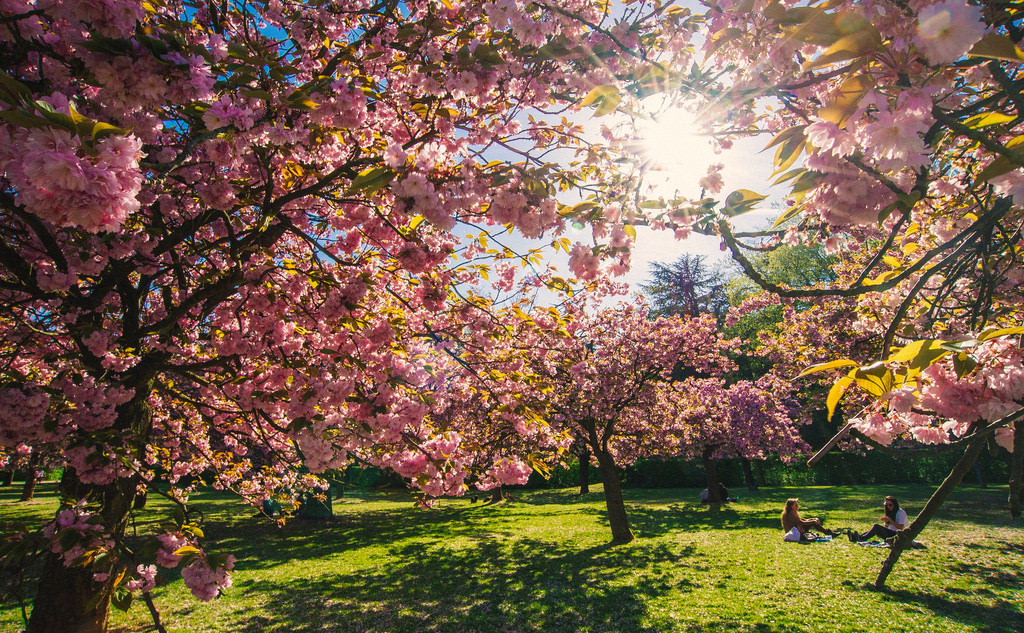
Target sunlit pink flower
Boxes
[914,0,986,65]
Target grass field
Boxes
[1,481,1022,633]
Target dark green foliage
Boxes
[641,254,730,320]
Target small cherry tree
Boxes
[665,375,806,502]
[518,301,737,542]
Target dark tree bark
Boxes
[595,448,633,543]
[874,432,987,589]
[28,394,153,633]
[28,470,138,633]
[703,449,722,503]
[19,452,41,502]
[1,470,13,486]
[490,486,504,503]
[741,458,757,492]
[578,444,590,495]
[1009,419,1023,519]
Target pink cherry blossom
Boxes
[914,0,986,65]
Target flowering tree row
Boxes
[475,298,806,543]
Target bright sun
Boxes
[636,103,715,196]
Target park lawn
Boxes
[1,482,1022,633]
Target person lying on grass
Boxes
[781,498,840,541]
[848,495,908,543]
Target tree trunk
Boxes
[578,445,590,495]
[19,453,42,502]
[490,486,504,503]
[874,432,987,589]
[741,458,757,492]
[703,450,721,503]
[29,393,153,633]
[133,487,148,510]
[28,470,138,633]
[595,449,633,543]
[1,470,13,486]
[1009,419,1023,519]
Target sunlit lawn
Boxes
[2,481,1022,633]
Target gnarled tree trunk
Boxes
[28,471,138,633]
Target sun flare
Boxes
[637,104,716,196]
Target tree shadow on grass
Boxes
[878,588,1024,633]
[204,503,528,571]
[234,537,698,633]
[576,503,783,539]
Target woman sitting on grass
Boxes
[849,495,908,542]
[781,498,838,540]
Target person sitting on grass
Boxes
[699,482,733,504]
[781,498,839,541]
[849,495,908,543]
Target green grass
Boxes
[2,482,1022,633]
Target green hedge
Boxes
[525,447,1011,490]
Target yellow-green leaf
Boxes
[853,361,892,397]
[977,326,1024,342]
[819,73,872,127]
[347,166,394,195]
[887,339,949,369]
[826,375,854,421]
[964,111,1017,129]
[977,155,1021,183]
[173,546,201,556]
[723,189,767,216]
[580,84,618,108]
[770,202,807,229]
[969,33,1024,62]
[796,358,859,378]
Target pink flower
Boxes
[181,556,234,601]
[914,0,986,65]
[568,243,600,281]
[698,163,724,193]
[125,564,158,592]
[806,121,856,158]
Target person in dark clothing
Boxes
[849,495,909,542]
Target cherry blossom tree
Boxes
[515,301,738,542]
[0,1,699,631]
[664,375,806,502]
[645,0,1024,588]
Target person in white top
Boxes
[849,495,909,542]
